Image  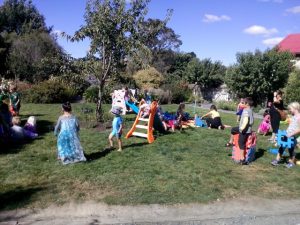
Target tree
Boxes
[133,67,164,89]
[225,49,293,104]
[67,0,163,121]
[140,18,182,74]
[8,31,63,82]
[284,69,300,103]
[185,58,225,89]
[0,0,48,35]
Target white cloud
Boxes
[262,37,284,46]
[243,25,278,36]
[286,6,300,14]
[202,14,231,23]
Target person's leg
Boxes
[238,133,248,162]
[228,127,239,145]
[117,137,122,152]
[108,133,114,148]
[270,107,280,142]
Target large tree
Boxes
[225,49,293,104]
[185,58,226,89]
[0,0,48,34]
[68,0,169,121]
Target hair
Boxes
[276,90,283,97]
[244,97,254,107]
[210,105,217,111]
[288,102,300,112]
[27,116,37,127]
[263,109,270,117]
[178,103,185,112]
[12,116,21,126]
[62,102,72,112]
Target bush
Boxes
[147,88,171,104]
[284,70,300,103]
[22,80,76,103]
[133,67,164,89]
[215,100,237,111]
[83,85,113,104]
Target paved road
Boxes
[1,198,299,225]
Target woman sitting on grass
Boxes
[54,102,86,165]
[201,105,228,130]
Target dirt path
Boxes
[1,198,300,225]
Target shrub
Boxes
[284,70,300,103]
[215,100,237,111]
[22,80,76,103]
[133,67,164,89]
[83,85,113,104]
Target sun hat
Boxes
[111,106,122,115]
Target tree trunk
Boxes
[96,81,105,122]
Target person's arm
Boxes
[118,119,123,134]
[201,111,212,119]
[239,117,249,132]
[54,117,61,136]
[75,116,80,132]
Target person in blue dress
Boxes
[108,106,123,152]
[54,102,86,165]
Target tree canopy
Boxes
[225,49,294,104]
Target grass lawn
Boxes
[1,103,300,210]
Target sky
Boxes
[2,0,299,66]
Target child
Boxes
[271,102,300,168]
[54,102,86,164]
[201,105,225,129]
[10,116,24,140]
[226,97,254,165]
[109,107,123,152]
[140,101,151,118]
[9,84,21,116]
[236,98,246,122]
[175,103,186,130]
[257,110,271,136]
[23,116,38,138]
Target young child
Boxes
[54,102,86,164]
[23,116,38,138]
[257,110,271,136]
[140,101,151,118]
[109,107,123,152]
[236,98,246,122]
[226,97,254,165]
[174,103,186,130]
[201,105,225,129]
[10,116,24,140]
[9,84,21,116]
[271,102,300,168]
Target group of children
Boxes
[0,80,38,145]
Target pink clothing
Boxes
[258,115,271,133]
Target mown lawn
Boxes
[0,103,300,210]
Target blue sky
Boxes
[2,0,299,66]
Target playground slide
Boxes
[125,101,165,133]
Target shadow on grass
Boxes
[37,119,55,136]
[296,152,300,160]
[255,148,266,161]
[86,147,114,161]
[0,187,44,211]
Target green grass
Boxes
[1,103,300,210]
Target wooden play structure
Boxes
[126,100,158,144]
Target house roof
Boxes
[278,34,300,54]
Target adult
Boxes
[269,90,284,143]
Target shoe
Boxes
[240,160,249,165]
[117,148,123,152]
[286,162,295,168]
[271,160,279,166]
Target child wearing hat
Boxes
[109,107,123,152]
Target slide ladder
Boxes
[126,100,158,144]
